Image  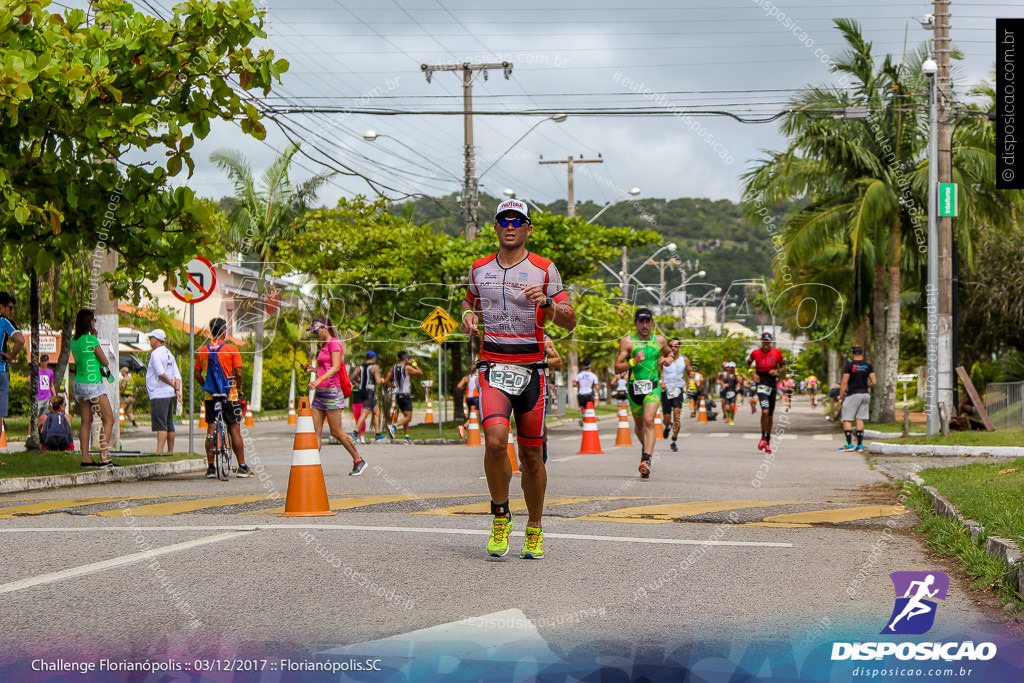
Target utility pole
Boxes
[648,257,678,311]
[421,61,513,241]
[538,155,603,217]
[933,0,954,427]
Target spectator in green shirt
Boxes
[70,309,116,468]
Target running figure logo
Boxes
[881,571,949,635]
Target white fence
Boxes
[983,381,1024,431]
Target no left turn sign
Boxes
[171,256,217,304]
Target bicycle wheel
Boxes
[215,418,230,481]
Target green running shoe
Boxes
[487,516,513,557]
[521,527,544,559]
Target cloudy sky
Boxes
[80,0,1009,208]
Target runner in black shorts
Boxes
[746,332,785,454]
[461,198,577,560]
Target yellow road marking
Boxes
[250,493,474,516]
[0,495,192,518]
[95,495,273,517]
[575,500,816,524]
[413,496,642,516]
[762,505,908,525]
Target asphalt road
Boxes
[1,399,1021,680]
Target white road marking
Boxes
[559,436,578,441]
[0,531,249,595]
[0,524,793,547]
[708,433,730,438]
[778,435,798,440]
[742,433,760,440]
[550,456,582,463]
[812,434,835,441]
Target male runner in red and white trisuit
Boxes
[747,332,785,454]
[461,198,577,560]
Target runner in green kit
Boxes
[614,307,673,479]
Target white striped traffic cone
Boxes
[282,400,335,517]
[615,401,633,446]
[578,401,603,454]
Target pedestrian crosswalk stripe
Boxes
[575,500,815,524]
[414,496,639,517]
[250,493,472,516]
[762,505,908,525]
[95,495,270,517]
[0,494,193,518]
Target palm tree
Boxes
[210,143,332,411]
[743,20,1017,421]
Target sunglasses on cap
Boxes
[307,321,326,333]
[496,216,527,228]
[635,315,653,322]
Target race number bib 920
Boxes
[632,379,653,395]
[667,387,681,399]
[488,364,532,396]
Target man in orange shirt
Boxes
[194,317,253,478]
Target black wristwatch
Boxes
[540,296,554,310]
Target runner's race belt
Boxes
[478,360,546,397]
[632,379,653,395]
[666,387,681,399]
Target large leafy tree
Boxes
[742,19,1019,422]
[1,0,286,446]
[211,143,331,411]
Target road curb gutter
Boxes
[868,442,1024,457]
[0,459,207,494]
[915,482,1024,598]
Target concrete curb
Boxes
[915,482,1024,598]
[863,429,925,439]
[868,442,1024,457]
[0,459,207,495]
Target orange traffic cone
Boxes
[282,400,335,517]
[0,419,7,449]
[698,397,708,423]
[654,408,665,439]
[245,402,255,427]
[424,396,434,424]
[614,401,633,447]
[388,394,398,424]
[507,430,520,474]
[287,398,297,426]
[578,401,603,454]
[465,407,482,446]
[198,407,207,429]
[118,405,125,426]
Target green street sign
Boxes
[938,183,958,217]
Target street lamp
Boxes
[478,113,567,180]
[597,241,675,305]
[923,56,940,436]
[587,187,641,225]
[363,130,462,182]
[690,286,722,337]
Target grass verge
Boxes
[904,485,1023,612]
[0,451,199,479]
[887,429,1024,448]
[919,457,1024,545]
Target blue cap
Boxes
[398,351,409,360]
[366,351,376,359]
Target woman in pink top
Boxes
[299,318,365,476]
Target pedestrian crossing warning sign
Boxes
[420,307,458,344]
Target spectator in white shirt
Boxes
[573,361,601,426]
[146,330,182,453]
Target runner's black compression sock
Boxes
[845,430,853,445]
[856,430,864,446]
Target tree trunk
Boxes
[827,346,841,388]
[25,266,41,450]
[880,228,902,423]
[250,267,266,412]
[93,249,120,450]
[870,264,886,422]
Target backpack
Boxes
[201,342,232,396]
[41,412,73,451]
